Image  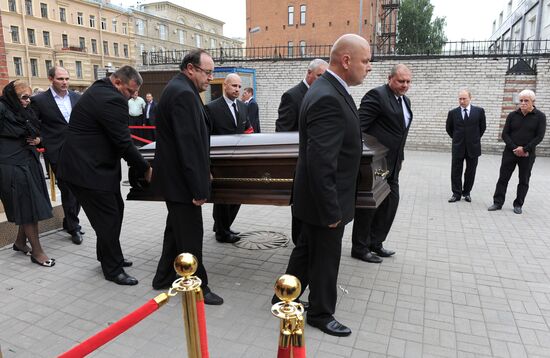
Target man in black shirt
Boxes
[488,89,546,214]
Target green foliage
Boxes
[396,0,447,55]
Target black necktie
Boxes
[463,108,469,120]
[397,96,403,107]
[232,102,239,125]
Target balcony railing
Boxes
[141,40,550,66]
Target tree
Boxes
[396,0,447,55]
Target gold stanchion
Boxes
[272,275,306,357]
[48,164,56,202]
[168,253,204,358]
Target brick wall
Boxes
[217,57,550,156]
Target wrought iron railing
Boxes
[141,40,550,66]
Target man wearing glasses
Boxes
[152,49,224,305]
[488,89,546,215]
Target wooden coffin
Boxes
[127,132,390,208]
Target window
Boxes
[8,0,16,12]
[113,43,119,56]
[14,57,23,76]
[75,61,83,79]
[93,65,99,80]
[91,39,97,54]
[30,58,38,77]
[122,23,127,34]
[139,43,145,55]
[45,59,53,73]
[25,0,32,15]
[288,6,294,25]
[159,24,167,40]
[10,26,20,43]
[101,17,107,30]
[40,3,47,18]
[62,34,68,48]
[210,38,216,48]
[27,29,36,45]
[195,33,201,47]
[90,15,96,28]
[135,19,144,35]
[59,60,63,67]
[178,29,186,44]
[300,5,306,24]
[299,40,306,56]
[79,37,85,49]
[103,41,109,55]
[112,20,117,32]
[60,7,66,22]
[123,44,129,58]
[43,31,50,46]
[288,41,294,57]
[77,12,83,25]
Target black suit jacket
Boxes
[276,81,308,132]
[292,72,362,227]
[31,89,81,165]
[206,97,250,135]
[446,105,486,158]
[359,84,413,175]
[145,100,156,122]
[246,98,260,133]
[57,78,149,193]
[153,73,211,203]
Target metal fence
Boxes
[142,40,550,66]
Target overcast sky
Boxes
[117,0,507,41]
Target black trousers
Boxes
[153,201,208,289]
[493,150,536,207]
[145,116,156,142]
[129,115,144,146]
[352,162,401,253]
[67,183,125,278]
[451,154,478,197]
[212,204,240,236]
[291,215,302,245]
[285,221,344,324]
[51,162,81,234]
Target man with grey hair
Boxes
[488,89,546,214]
[57,65,152,285]
[275,58,328,132]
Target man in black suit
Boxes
[57,66,152,285]
[275,58,328,132]
[276,58,328,245]
[144,92,156,141]
[446,89,486,203]
[206,73,252,244]
[351,64,413,264]
[152,49,223,305]
[31,66,84,245]
[282,34,372,337]
[488,89,546,215]
[241,87,260,133]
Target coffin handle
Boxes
[374,168,390,179]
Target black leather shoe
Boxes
[123,259,133,267]
[70,231,83,245]
[307,318,351,337]
[463,195,471,202]
[229,229,240,235]
[371,247,395,257]
[106,271,138,285]
[203,290,224,305]
[216,233,241,243]
[448,195,460,203]
[514,206,522,214]
[488,204,502,211]
[351,250,383,263]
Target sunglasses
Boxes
[20,95,31,101]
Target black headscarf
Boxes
[0,80,39,137]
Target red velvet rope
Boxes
[244,127,254,134]
[58,299,159,358]
[130,134,153,144]
[277,346,291,358]
[196,298,209,358]
[292,345,306,358]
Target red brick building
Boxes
[245,0,399,53]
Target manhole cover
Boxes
[233,231,289,250]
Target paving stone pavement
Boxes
[1,150,550,358]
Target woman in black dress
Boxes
[0,80,55,267]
